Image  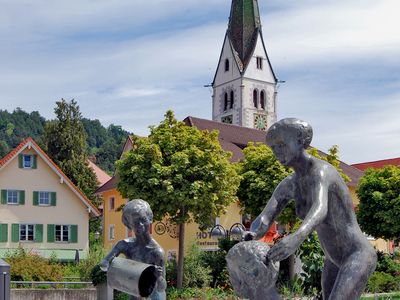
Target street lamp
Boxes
[210,223,246,241]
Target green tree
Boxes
[357,166,400,240]
[42,99,100,207]
[117,110,240,288]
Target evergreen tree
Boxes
[42,99,100,207]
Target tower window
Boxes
[256,57,263,69]
[253,89,258,108]
[225,59,230,72]
[260,90,266,109]
[230,90,234,109]
[224,92,228,111]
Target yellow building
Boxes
[0,138,100,260]
[97,117,387,257]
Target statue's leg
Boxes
[321,258,339,300]
[328,250,376,300]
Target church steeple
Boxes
[212,0,278,131]
[228,0,261,70]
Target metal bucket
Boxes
[107,257,157,297]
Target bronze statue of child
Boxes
[101,199,166,300]
[246,118,376,299]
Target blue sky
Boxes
[0,0,399,164]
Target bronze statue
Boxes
[246,118,376,300]
[101,199,166,300]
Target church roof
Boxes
[228,0,261,69]
[184,116,363,187]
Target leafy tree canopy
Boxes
[116,110,241,230]
[357,166,400,240]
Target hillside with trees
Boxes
[0,107,130,174]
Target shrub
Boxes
[183,243,212,288]
[366,271,400,293]
[4,248,64,282]
[296,231,324,298]
[76,244,106,280]
[201,250,231,288]
[376,251,400,276]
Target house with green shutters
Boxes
[0,137,100,260]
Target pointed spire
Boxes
[228,0,261,69]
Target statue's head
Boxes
[122,199,153,234]
[266,118,313,166]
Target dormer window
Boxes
[225,59,230,72]
[19,154,37,169]
[256,57,263,70]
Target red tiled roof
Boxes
[88,160,112,187]
[352,158,400,171]
[95,174,119,194]
[0,137,100,217]
[184,116,363,187]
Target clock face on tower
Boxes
[254,114,268,131]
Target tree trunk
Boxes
[176,222,185,289]
[289,253,295,283]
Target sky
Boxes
[0,0,399,164]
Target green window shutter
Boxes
[18,154,23,168]
[0,224,8,242]
[11,224,19,242]
[19,190,25,205]
[32,155,37,169]
[33,191,39,206]
[70,225,78,243]
[1,190,6,205]
[50,192,57,206]
[47,224,55,243]
[35,224,43,242]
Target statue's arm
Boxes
[268,176,328,262]
[295,177,328,240]
[250,176,293,239]
[100,240,127,271]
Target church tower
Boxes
[212,0,277,131]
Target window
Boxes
[39,192,50,206]
[109,225,115,240]
[224,59,229,72]
[256,57,263,69]
[55,225,70,242]
[109,197,115,211]
[253,89,258,108]
[20,224,34,241]
[7,190,19,204]
[224,93,228,111]
[230,90,234,109]
[260,90,266,109]
[23,155,32,168]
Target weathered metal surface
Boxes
[226,241,280,300]
[107,257,156,298]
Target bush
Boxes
[376,251,400,276]
[366,271,400,293]
[76,244,106,280]
[201,250,231,288]
[296,231,324,298]
[4,248,64,282]
[182,243,212,288]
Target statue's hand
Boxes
[267,233,300,262]
[100,259,110,272]
[154,266,164,278]
[243,231,257,241]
